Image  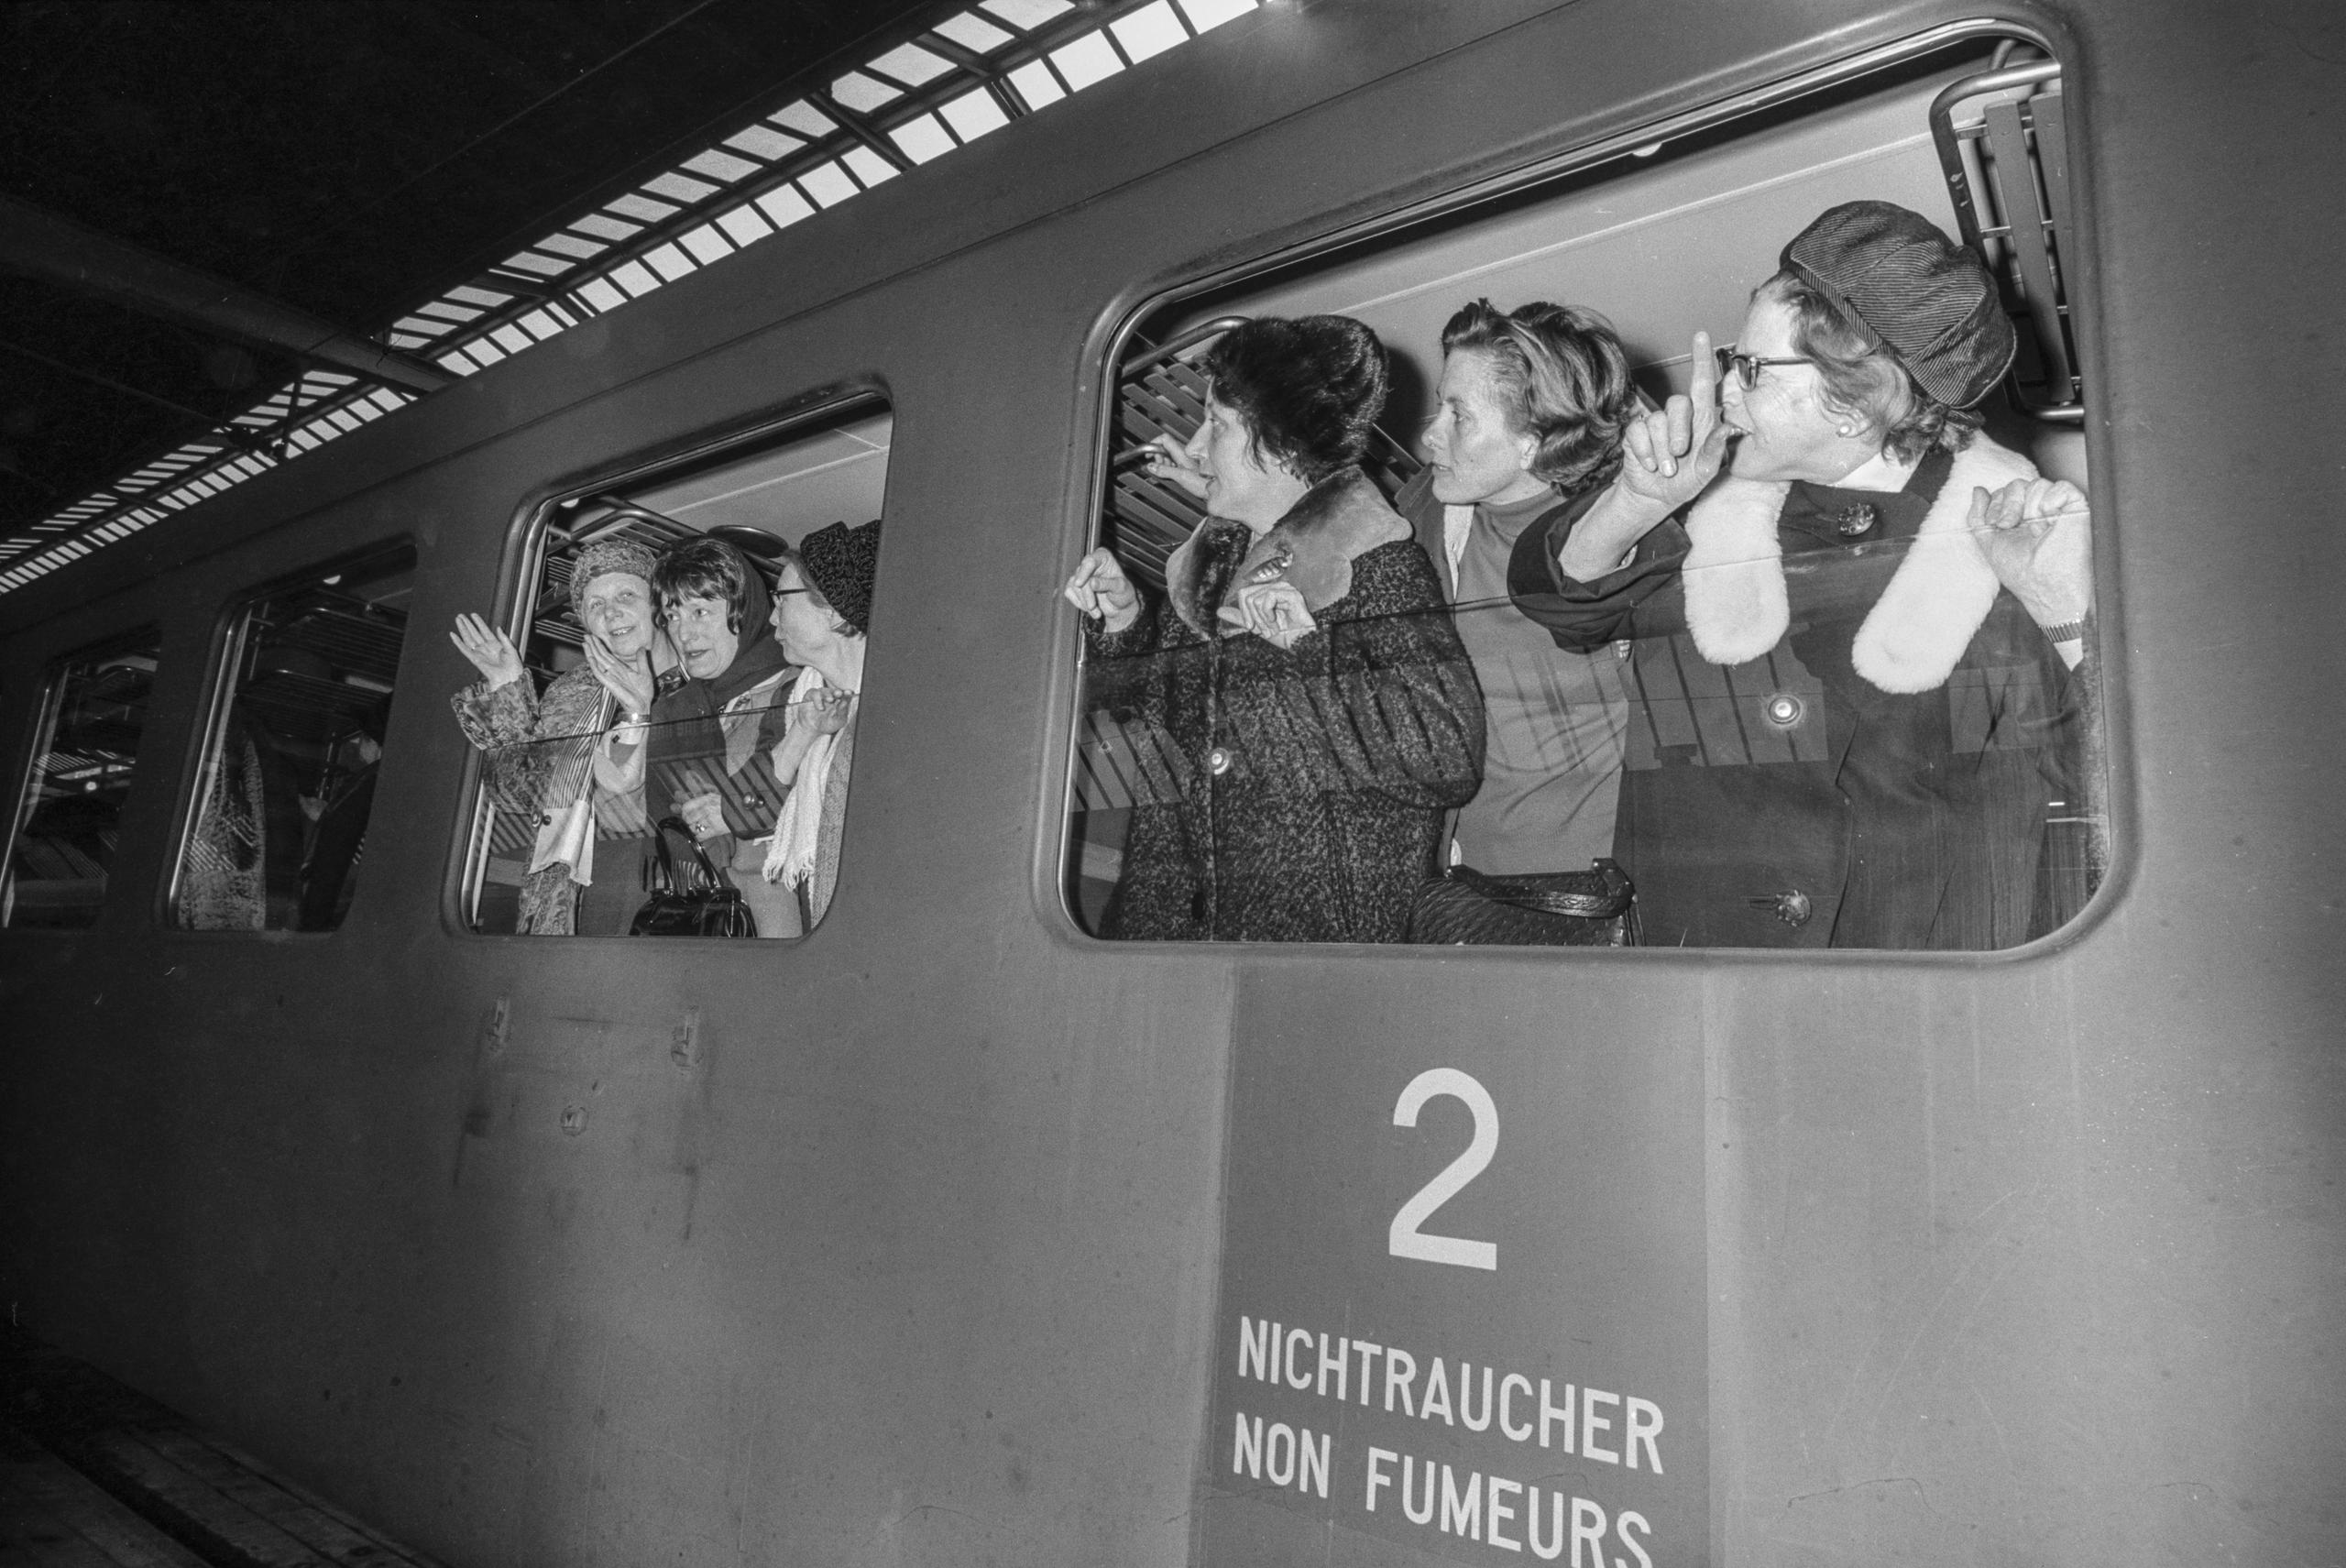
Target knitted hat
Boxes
[1781,201,2016,410]
[566,538,660,619]
[798,520,881,635]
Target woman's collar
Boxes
[1828,447,1922,493]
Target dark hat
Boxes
[1781,201,2016,409]
[566,537,660,619]
[798,520,880,635]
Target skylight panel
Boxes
[536,232,606,260]
[606,260,663,299]
[448,285,513,308]
[771,100,836,138]
[754,186,817,228]
[1009,60,1067,108]
[829,72,902,114]
[892,114,959,164]
[717,205,775,246]
[416,302,482,323]
[608,193,679,224]
[573,213,641,242]
[1113,2,1189,60]
[724,124,801,161]
[576,278,628,313]
[868,42,954,85]
[498,251,569,278]
[682,148,761,184]
[799,163,861,208]
[644,171,718,204]
[678,225,734,266]
[1051,31,1125,92]
[1175,0,1257,27]
[983,0,1076,28]
[641,244,696,282]
[938,88,1010,142]
[840,147,900,187]
[933,11,1014,52]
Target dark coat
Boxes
[1508,438,2091,949]
[1084,467,1485,942]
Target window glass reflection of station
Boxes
[4,627,161,929]
[1069,40,2104,953]
[458,402,889,939]
[175,544,414,932]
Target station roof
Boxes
[0,0,1258,596]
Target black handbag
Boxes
[1407,859,1639,947]
[630,818,757,938]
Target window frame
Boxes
[159,537,417,938]
[447,381,894,938]
[1055,16,2115,959]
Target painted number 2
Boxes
[1387,1068,1498,1271]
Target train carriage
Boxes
[3,1,2341,1563]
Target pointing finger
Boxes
[1687,330,1717,429]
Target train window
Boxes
[455,403,888,939]
[4,627,161,929]
[172,544,414,932]
[1066,47,2107,950]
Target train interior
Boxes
[2,627,160,928]
[1071,41,2104,948]
[458,404,892,935]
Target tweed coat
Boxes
[1084,466,1485,942]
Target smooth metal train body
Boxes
[3,3,2339,1563]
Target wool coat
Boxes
[1084,466,1485,942]
[1508,435,2092,949]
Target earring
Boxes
[1836,425,1855,437]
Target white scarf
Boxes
[1679,435,2036,694]
[761,666,841,890]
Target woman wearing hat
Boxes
[756,519,878,928]
[449,537,670,935]
[1510,201,2096,948]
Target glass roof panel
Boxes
[933,12,1015,52]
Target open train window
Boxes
[1064,39,2107,951]
[171,543,413,932]
[455,400,888,938]
[4,626,161,929]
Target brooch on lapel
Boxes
[1243,546,1294,585]
[1833,502,1878,539]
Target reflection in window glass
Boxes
[457,407,888,938]
[175,545,413,931]
[4,628,160,928]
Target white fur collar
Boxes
[1679,435,2036,693]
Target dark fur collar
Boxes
[1163,466,1409,636]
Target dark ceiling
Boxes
[0,0,969,543]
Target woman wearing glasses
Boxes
[1510,201,2097,948]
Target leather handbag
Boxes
[630,818,757,938]
[1407,859,1639,948]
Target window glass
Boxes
[174,544,413,931]
[457,406,889,938]
[4,627,161,928]
[1067,49,2106,950]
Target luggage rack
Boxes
[1932,51,2082,422]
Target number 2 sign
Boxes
[1388,1068,1498,1270]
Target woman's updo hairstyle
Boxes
[1759,269,1983,464]
[1439,299,1639,496]
[1195,314,1389,485]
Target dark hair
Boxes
[653,537,759,632]
[1439,299,1639,495]
[1759,269,1982,464]
[1196,314,1389,484]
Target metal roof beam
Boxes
[0,195,454,396]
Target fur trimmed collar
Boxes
[1680,434,2036,693]
[1164,466,1409,637]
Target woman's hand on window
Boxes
[1142,433,1211,499]
[1972,477,2093,630]
[1224,580,1318,649]
[1065,548,1141,634]
[449,613,526,689]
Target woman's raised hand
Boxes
[799,685,854,738]
[1972,477,2093,631]
[1617,330,1732,513]
[1226,581,1317,650]
[1064,547,1141,634]
[1143,433,1210,499]
[583,631,657,715]
[449,613,525,688]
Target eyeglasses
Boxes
[1714,345,1816,389]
